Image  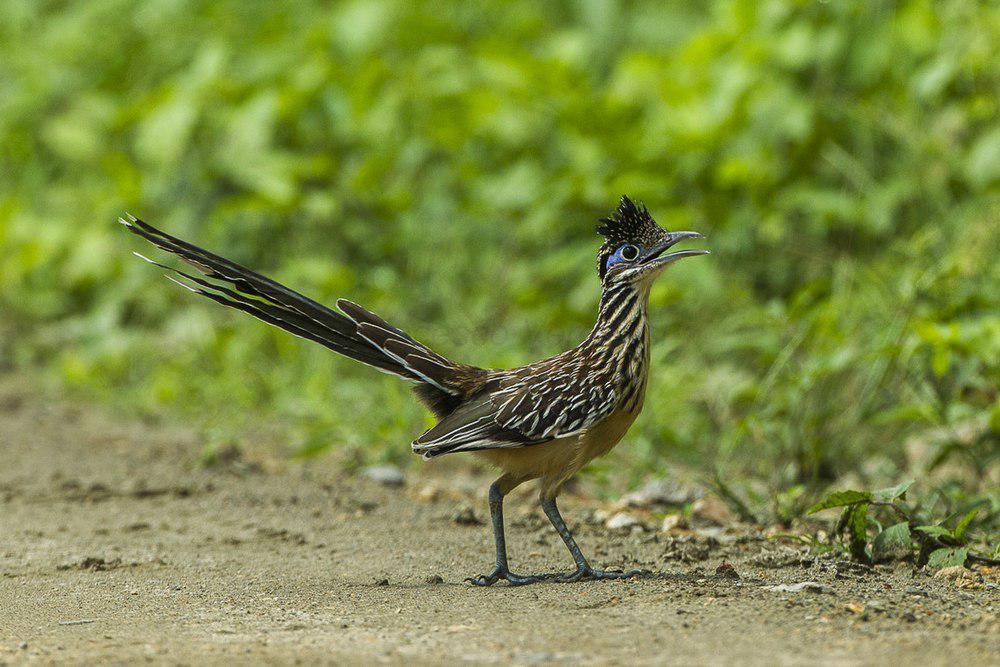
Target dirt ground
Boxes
[0,380,997,665]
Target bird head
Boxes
[596,196,708,286]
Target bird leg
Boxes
[541,496,646,582]
[466,475,545,586]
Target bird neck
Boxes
[577,281,652,414]
[586,281,650,346]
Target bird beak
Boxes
[641,231,709,267]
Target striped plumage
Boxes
[413,280,650,457]
[122,195,707,586]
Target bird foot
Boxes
[465,565,548,587]
[553,566,648,583]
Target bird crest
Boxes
[596,196,671,278]
[597,196,656,244]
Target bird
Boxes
[121,195,708,586]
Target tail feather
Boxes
[121,215,353,336]
[335,297,469,393]
[336,299,431,352]
[134,253,406,375]
[120,215,479,412]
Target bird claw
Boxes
[466,565,648,586]
[554,566,648,583]
[465,565,548,587]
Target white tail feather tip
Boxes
[164,275,200,294]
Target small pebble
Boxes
[765,581,834,594]
[362,465,405,487]
[660,514,687,532]
[615,477,704,508]
[933,566,975,581]
[690,495,734,526]
[844,601,865,615]
[605,512,640,531]
[415,484,441,502]
[715,562,740,580]
[451,506,482,526]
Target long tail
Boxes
[119,214,478,416]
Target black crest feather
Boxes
[595,196,671,279]
[596,196,654,244]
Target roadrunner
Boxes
[122,196,707,585]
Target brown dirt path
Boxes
[0,381,996,665]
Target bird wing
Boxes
[489,366,618,441]
[411,362,618,458]
[411,393,536,457]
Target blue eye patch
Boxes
[605,243,642,271]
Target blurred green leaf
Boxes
[873,480,915,502]
[872,522,911,562]
[914,525,952,540]
[808,491,872,515]
[952,509,980,542]
[848,502,870,563]
[927,547,969,569]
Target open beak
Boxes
[641,231,709,267]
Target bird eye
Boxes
[620,244,639,261]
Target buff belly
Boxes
[475,402,643,497]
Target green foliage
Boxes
[915,509,981,546]
[873,480,915,503]
[846,502,872,563]
[926,547,969,569]
[952,509,980,542]
[811,481,995,566]
[871,522,911,562]
[0,1,997,489]
[807,490,873,514]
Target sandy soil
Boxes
[0,381,997,665]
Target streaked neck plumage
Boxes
[588,281,651,344]
[580,281,652,413]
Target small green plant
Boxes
[807,480,998,568]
